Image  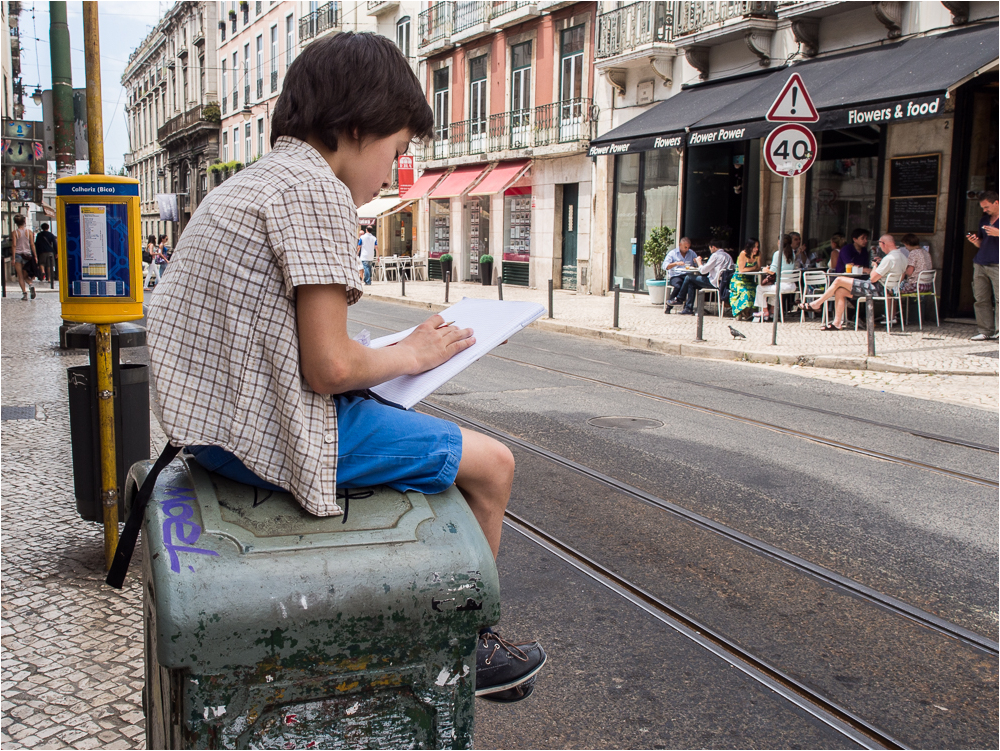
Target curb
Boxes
[362,293,998,377]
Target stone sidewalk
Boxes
[359,278,999,377]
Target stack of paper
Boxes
[369,297,544,409]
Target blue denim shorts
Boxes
[188,394,462,494]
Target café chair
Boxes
[410,253,427,281]
[854,272,904,333]
[759,269,801,323]
[899,269,939,330]
[382,255,400,282]
[800,270,830,324]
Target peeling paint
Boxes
[345,702,361,716]
[202,705,227,719]
[435,668,452,686]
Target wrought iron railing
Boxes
[232,91,238,111]
[673,1,777,37]
[596,1,673,59]
[300,2,341,42]
[158,105,213,143]
[271,70,278,93]
[435,118,488,159]
[455,1,490,33]
[244,84,250,103]
[256,78,263,99]
[418,2,454,48]
[221,96,227,116]
[487,109,532,152]
[490,1,534,19]
[533,98,595,147]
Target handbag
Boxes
[760,271,776,286]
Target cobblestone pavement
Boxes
[358,279,1000,377]
[2,297,156,750]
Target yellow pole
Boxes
[83,3,117,569]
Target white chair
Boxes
[410,253,427,281]
[854,272,904,333]
[758,269,800,322]
[370,257,384,282]
[899,270,939,330]
[397,255,413,280]
[800,270,830,324]
[382,255,400,282]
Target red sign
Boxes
[766,73,819,123]
[397,155,414,196]
[763,123,817,177]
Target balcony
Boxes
[300,2,341,43]
[366,0,400,16]
[452,1,491,45]
[673,1,778,37]
[490,1,539,30]
[418,2,454,56]
[423,98,595,163]
[596,1,673,60]
[157,105,218,147]
[672,1,778,74]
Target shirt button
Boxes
[324,434,335,444]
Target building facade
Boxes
[123,1,220,242]
[589,0,998,318]
[400,1,597,288]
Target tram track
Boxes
[421,400,999,657]
[501,511,905,751]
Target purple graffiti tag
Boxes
[161,485,219,573]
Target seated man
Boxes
[831,228,872,274]
[669,239,734,315]
[801,234,912,330]
[662,237,698,304]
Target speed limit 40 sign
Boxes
[764,123,817,177]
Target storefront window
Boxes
[612,152,640,291]
[642,148,680,281]
[388,209,413,257]
[806,127,880,257]
[430,199,450,259]
[504,190,531,262]
[466,196,490,281]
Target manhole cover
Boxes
[587,416,664,430]
[2,406,36,421]
[971,350,999,359]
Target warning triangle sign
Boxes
[766,73,819,123]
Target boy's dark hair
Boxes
[708,238,722,248]
[271,32,433,151]
[850,228,869,241]
[41,223,50,231]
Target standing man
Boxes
[966,190,999,341]
[662,237,698,305]
[358,225,377,285]
[35,223,57,281]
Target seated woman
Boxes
[753,235,797,322]
[898,233,933,294]
[729,238,761,321]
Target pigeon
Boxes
[729,325,746,340]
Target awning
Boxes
[468,160,531,196]
[590,23,999,153]
[399,169,447,200]
[428,165,488,198]
[357,196,404,221]
[378,200,414,219]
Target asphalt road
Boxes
[347,298,999,749]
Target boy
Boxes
[146,33,544,703]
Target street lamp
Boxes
[241,105,252,122]
[31,87,42,106]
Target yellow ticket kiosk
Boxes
[56,175,144,323]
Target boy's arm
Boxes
[297,283,475,394]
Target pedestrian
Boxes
[358,225,377,285]
[966,190,999,341]
[144,235,162,288]
[35,222,57,281]
[662,237,698,305]
[10,215,37,300]
[144,32,545,703]
[158,234,171,260]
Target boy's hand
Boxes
[399,314,475,374]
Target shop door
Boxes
[683,142,745,251]
[561,184,578,290]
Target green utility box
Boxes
[129,455,500,749]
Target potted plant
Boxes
[643,225,675,305]
[439,253,453,281]
[479,254,493,285]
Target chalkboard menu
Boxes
[890,154,940,198]
[888,197,937,234]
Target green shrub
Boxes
[643,226,675,281]
[440,253,453,262]
[479,254,493,263]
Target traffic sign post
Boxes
[764,73,819,346]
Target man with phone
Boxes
[967,190,999,341]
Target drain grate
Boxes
[2,406,37,421]
[588,416,664,430]
[971,350,999,359]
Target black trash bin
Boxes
[68,356,150,523]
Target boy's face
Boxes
[334,129,414,207]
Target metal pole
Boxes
[401,270,405,297]
[49,256,55,289]
[613,285,620,329]
[547,278,553,319]
[497,279,503,301]
[695,289,706,341]
[444,270,450,303]
[49,1,75,179]
[82,3,104,175]
[771,176,788,346]
[866,290,876,357]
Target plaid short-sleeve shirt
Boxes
[146,136,363,516]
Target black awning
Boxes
[591,22,998,154]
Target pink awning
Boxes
[428,165,487,199]
[468,160,531,196]
[399,170,447,200]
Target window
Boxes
[243,43,250,103]
[199,53,206,101]
[396,17,410,58]
[270,25,278,92]
[469,56,487,151]
[510,42,532,147]
[245,122,251,162]
[222,130,229,162]
[256,35,263,98]
[221,60,227,114]
[433,68,449,158]
[559,25,585,135]
[171,71,177,111]
[286,15,294,67]
[232,126,240,161]
[257,117,265,157]
[182,62,189,106]
[232,51,239,110]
